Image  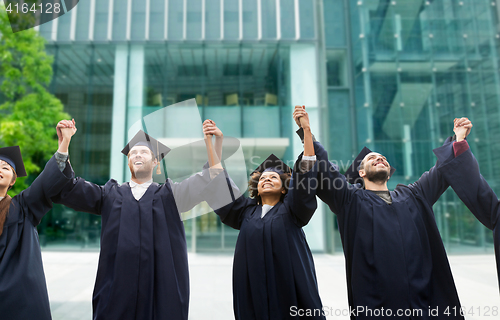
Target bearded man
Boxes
[294,106,473,320]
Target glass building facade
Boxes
[35,0,500,254]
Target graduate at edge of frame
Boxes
[52,119,233,320]
[294,106,474,320]
[207,107,326,320]
[0,120,77,320]
[435,118,500,291]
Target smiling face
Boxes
[127,146,158,180]
[359,152,391,183]
[257,171,286,198]
[0,160,16,192]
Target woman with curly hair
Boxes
[203,107,325,320]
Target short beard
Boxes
[365,168,390,183]
[129,160,154,180]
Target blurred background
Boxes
[29,0,500,256]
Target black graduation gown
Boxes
[436,140,500,290]
[53,167,230,320]
[0,155,72,320]
[315,141,464,320]
[215,148,325,320]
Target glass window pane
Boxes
[131,0,146,40]
[40,45,116,249]
[168,0,184,40]
[94,0,109,41]
[150,0,166,40]
[187,0,202,39]
[280,0,295,39]
[75,0,90,40]
[328,90,350,163]
[39,20,54,40]
[242,0,258,39]
[299,0,315,39]
[261,0,276,39]
[324,0,345,47]
[224,0,239,39]
[57,9,72,41]
[326,50,347,87]
[112,0,127,41]
[206,0,221,39]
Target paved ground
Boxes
[43,252,499,320]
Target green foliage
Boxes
[0,6,70,195]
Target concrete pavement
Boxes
[43,252,499,319]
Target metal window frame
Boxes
[89,0,96,40]
[276,0,281,39]
[126,0,132,40]
[294,0,300,39]
[257,0,262,40]
[201,0,206,39]
[165,0,169,39]
[51,13,58,41]
[108,0,114,40]
[183,0,187,40]
[238,0,243,40]
[220,0,224,39]
[145,0,151,40]
[69,3,77,40]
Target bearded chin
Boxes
[133,169,150,179]
[130,162,153,180]
[366,169,390,183]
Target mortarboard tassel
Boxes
[156,140,161,174]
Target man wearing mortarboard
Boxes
[294,105,473,320]
[0,120,77,320]
[52,119,234,320]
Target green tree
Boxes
[0,5,70,195]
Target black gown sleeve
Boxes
[214,175,255,230]
[169,164,236,213]
[435,141,500,290]
[436,145,498,230]
[52,162,105,215]
[285,145,321,227]
[405,142,453,206]
[313,141,356,215]
[19,154,74,226]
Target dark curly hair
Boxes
[248,171,292,204]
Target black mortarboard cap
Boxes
[121,130,171,174]
[344,147,396,185]
[251,154,292,175]
[0,146,27,177]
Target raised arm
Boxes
[436,118,497,229]
[433,119,500,289]
[20,120,77,226]
[293,107,355,215]
[408,118,473,206]
[285,106,318,226]
[169,120,235,213]
[50,119,104,215]
[202,119,223,169]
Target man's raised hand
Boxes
[453,117,473,142]
[203,119,223,138]
[56,119,77,146]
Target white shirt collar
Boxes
[261,204,275,218]
[129,179,153,188]
[0,197,3,201]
